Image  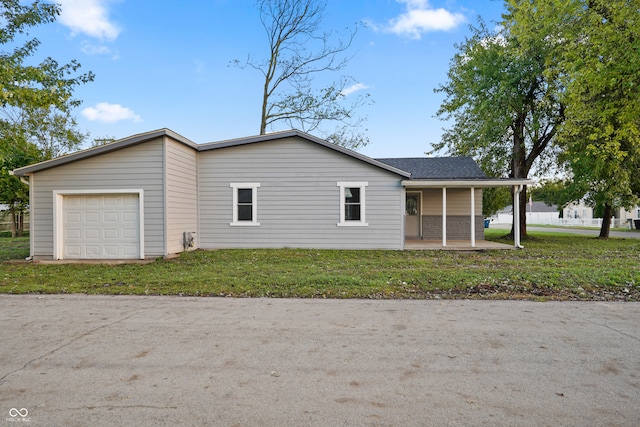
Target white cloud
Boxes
[58,0,121,41]
[384,0,466,39]
[80,41,120,59]
[81,103,141,123]
[341,83,370,97]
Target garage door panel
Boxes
[63,194,140,259]
[65,229,81,239]
[123,229,138,239]
[103,229,119,239]
[67,212,81,222]
[103,246,119,257]
[103,196,119,206]
[123,212,137,222]
[85,212,100,222]
[65,245,81,257]
[104,212,119,222]
[123,245,139,256]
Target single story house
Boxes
[13,129,532,260]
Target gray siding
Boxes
[165,138,198,254]
[30,139,166,259]
[198,136,403,250]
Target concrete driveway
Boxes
[1,295,639,426]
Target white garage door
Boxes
[63,194,140,259]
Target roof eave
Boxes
[402,178,535,188]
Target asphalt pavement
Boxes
[1,295,639,426]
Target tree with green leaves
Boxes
[1,0,94,113]
[1,0,94,236]
[529,179,574,215]
[505,0,640,238]
[433,19,565,239]
[235,0,370,150]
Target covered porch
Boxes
[401,179,533,250]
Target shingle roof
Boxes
[375,157,487,180]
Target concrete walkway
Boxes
[1,295,638,426]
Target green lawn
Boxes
[1,229,638,300]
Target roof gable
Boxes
[376,157,487,180]
[199,130,411,178]
[13,128,197,176]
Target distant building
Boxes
[492,201,559,225]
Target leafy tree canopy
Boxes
[0,0,94,236]
[505,0,640,237]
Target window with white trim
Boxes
[337,182,368,226]
[230,183,260,226]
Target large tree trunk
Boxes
[510,116,528,240]
[599,203,613,238]
[17,210,23,237]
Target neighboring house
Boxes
[493,201,559,225]
[13,129,531,260]
[615,205,640,228]
[563,200,594,221]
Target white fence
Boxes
[492,215,633,228]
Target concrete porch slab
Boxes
[404,239,515,250]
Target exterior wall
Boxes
[165,137,198,254]
[422,216,484,240]
[30,139,166,259]
[563,201,594,220]
[421,188,482,216]
[198,137,403,250]
[420,188,484,240]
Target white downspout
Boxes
[442,187,447,247]
[513,185,524,249]
[470,187,476,247]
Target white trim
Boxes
[29,175,34,259]
[514,185,524,249]
[52,189,145,260]
[470,187,476,247]
[162,137,168,256]
[230,183,260,226]
[337,182,369,226]
[400,187,406,249]
[402,179,534,188]
[442,187,447,247]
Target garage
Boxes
[62,193,141,259]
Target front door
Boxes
[405,192,421,239]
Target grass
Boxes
[0,232,30,262]
[1,229,638,301]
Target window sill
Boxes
[337,222,369,227]
[230,222,261,227]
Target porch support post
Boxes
[442,187,447,247]
[470,187,476,247]
[513,185,524,249]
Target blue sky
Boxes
[30,0,505,158]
